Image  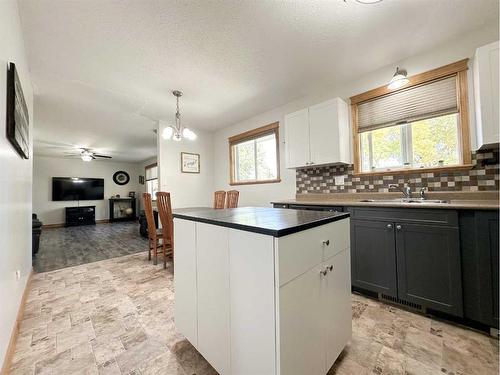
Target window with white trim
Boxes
[145,163,158,200]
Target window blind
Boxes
[145,165,157,181]
[357,75,458,133]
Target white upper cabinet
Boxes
[473,41,499,149]
[309,98,351,166]
[285,98,351,169]
[284,108,310,168]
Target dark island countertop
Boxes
[173,207,350,237]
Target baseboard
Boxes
[42,223,65,229]
[42,219,110,229]
[0,269,33,375]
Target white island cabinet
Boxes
[173,207,352,375]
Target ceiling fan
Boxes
[64,148,112,162]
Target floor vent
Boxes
[380,294,423,311]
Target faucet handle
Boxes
[419,187,427,199]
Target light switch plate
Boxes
[335,175,347,186]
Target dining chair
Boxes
[143,192,160,264]
[213,190,226,209]
[156,192,174,269]
[226,190,240,208]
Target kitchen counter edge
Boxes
[271,199,499,210]
[172,209,350,237]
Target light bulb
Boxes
[162,126,174,140]
[388,67,409,90]
[81,155,92,162]
[388,76,409,90]
[183,128,197,140]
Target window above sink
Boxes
[360,113,460,172]
[351,59,472,176]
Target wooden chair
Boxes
[226,190,239,208]
[156,192,174,268]
[143,192,171,268]
[213,190,226,209]
[142,193,161,260]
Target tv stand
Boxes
[65,206,96,227]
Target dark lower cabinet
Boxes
[461,210,499,329]
[486,215,500,327]
[395,223,462,316]
[276,202,499,329]
[350,220,397,297]
[351,218,463,316]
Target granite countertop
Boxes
[271,192,499,210]
[173,207,350,237]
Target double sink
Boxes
[359,198,449,204]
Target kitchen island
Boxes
[173,207,351,375]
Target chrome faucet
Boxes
[419,187,427,199]
[389,183,411,198]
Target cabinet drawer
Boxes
[348,207,458,227]
[277,219,350,286]
[322,219,350,259]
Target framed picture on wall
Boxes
[181,152,200,174]
[6,62,30,159]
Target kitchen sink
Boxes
[359,198,449,204]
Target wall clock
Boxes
[113,171,130,185]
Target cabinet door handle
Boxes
[322,240,330,246]
[327,265,333,272]
[387,224,393,229]
[396,225,402,231]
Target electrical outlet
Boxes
[15,270,21,280]
[335,175,347,186]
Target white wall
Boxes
[158,122,214,208]
[0,0,34,369]
[33,156,142,225]
[213,23,499,206]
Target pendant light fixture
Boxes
[162,90,197,141]
[388,67,409,90]
[355,0,382,3]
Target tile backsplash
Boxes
[296,149,499,194]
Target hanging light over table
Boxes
[162,90,197,141]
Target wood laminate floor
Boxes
[11,252,498,375]
[34,223,148,273]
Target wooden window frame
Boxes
[228,122,281,186]
[350,59,472,176]
[145,162,158,200]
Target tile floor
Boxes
[34,223,147,272]
[10,252,499,375]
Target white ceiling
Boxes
[18,0,498,162]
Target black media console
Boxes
[65,206,96,227]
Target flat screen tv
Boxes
[52,177,104,201]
